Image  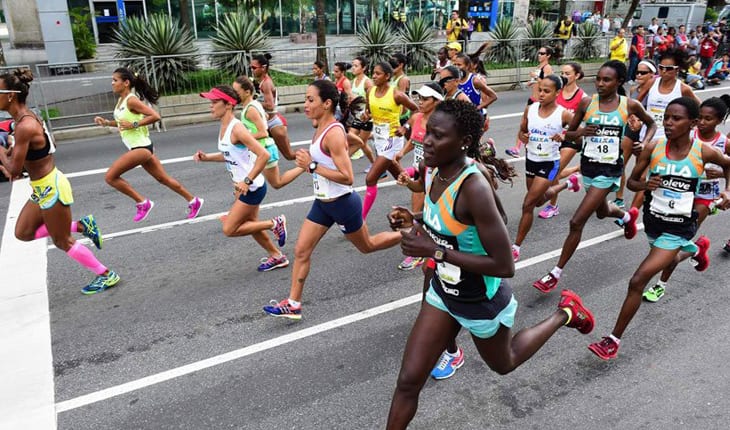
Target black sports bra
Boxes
[17,114,53,161]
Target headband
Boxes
[638,60,657,74]
[199,87,237,105]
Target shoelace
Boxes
[435,353,453,370]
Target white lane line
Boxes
[0,180,57,429]
[55,223,643,413]
[49,155,526,250]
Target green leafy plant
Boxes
[210,12,272,78]
[399,17,436,74]
[69,7,96,60]
[112,14,199,93]
[486,18,519,65]
[523,18,553,61]
[356,18,399,73]
[572,23,601,60]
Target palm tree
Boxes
[180,0,190,31]
[623,0,641,29]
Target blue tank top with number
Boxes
[581,94,628,178]
[423,163,501,302]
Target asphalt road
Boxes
[3,83,730,429]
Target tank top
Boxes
[351,75,368,98]
[556,87,585,113]
[423,163,501,302]
[259,75,279,115]
[369,86,401,139]
[409,113,427,166]
[644,78,683,139]
[114,93,151,150]
[448,89,465,101]
[309,121,353,200]
[335,76,347,93]
[526,103,565,162]
[218,118,265,191]
[458,74,481,106]
[692,129,728,200]
[17,114,55,161]
[581,94,628,177]
[644,137,704,239]
[241,100,275,149]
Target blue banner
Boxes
[117,0,126,22]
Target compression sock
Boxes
[66,241,107,275]
[362,184,378,219]
[35,221,79,239]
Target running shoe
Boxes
[505,147,520,158]
[257,254,290,272]
[588,336,619,360]
[133,199,154,222]
[558,289,595,334]
[533,272,559,293]
[263,298,302,320]
[187,197,204,219]
[613,198,625,209]
[511,245,520,262]
[690,235,710,272]
[566,173,581,192]
[643,284,665,302]
[351,149,364,160]
[363,164,372,174]
[81,270,120,295]
[538,204,559,219]
[272,215,287,247]
[623,207,639,239]
[431,348,465,380]
[614,218,624,228]
[724,239,730,254]
[79,215,103,250]
[398,256,424,271]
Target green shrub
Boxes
[486,18,519,65]
[69,7,96,61]
[523,18,553,61]
[356,19,399,73]
[210,12,271,78]
[572,23,601,60]
[112,14,199,94]
[399,17,436,74]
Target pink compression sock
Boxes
[35,221,78,239]
[66,241,107,275]
[362,185,378,219]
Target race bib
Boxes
[650,106,665,124]
[583,124,621,163]
[527,134,556,160]
[413,142,424,165]
[312,172,332,199]
[650,187,693,217]
[437,261,462,285]
[698,179,720,198]
[373,123,391,152]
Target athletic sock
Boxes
[609,334,621,345]
[512,244,520,253]
[288,298,301,307]
[446,347,459,356]
[362,184,378,219]
[35,221,79,239]
[621,211,631,223]
[550,266,562,279]
[66,241,107,275]
[656,280,667,288]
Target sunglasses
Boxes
[658,65,678,71]
[250,65,261,70]
[635,70,652,76]
[0,90,21,93]
[438,77,457,87]
[538,52,548,55]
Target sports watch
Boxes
[308,161,318,173]
[433,246,447,263]
[132,121,139,128]
[243,177,253,185]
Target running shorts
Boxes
[237,182,267,206]
[647,232,699,254]
[525,159,560,181]
[582,174,620,192]
[306,192,363,234]
[30,167,74,210]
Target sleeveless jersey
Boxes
[556,87,585,113]
[581,94,628,177]
[218,118,264,190]
[692,129,728,200]
[409,112,427,167]
[114,93,151,150]
[352,75,368,98]
[644,78,683,139]
[458,73,482,106]
[259,75,279,115]
[644,137,704,239]
[369,86,400,138]
[526,103,564,162]
[241,100,275,149]
[423,163,502,302]
[309,121,353,200]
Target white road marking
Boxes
[0,180,57,429]
[54,223,643,413]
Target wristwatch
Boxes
[243,177,253,185]
[433,246,447,263]
[132,121,139,128]
[308,161,318,173]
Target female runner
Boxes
[346,56,376,168]
[251,53,295,161]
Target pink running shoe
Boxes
[538,204,560,219]
[566,173,581,192]
[588,336,619,360]
[623,207,639,240]
[533,272,559,293]
[558,289,595,334]
[511,245,520,262]
[691,235,711,272]
[505,147,520,158]
[133,199,154,222]
[187,197,204,219]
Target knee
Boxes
[221,222,238,237]
[15,229,34,242]
[294,243,313,262]
[568,217,585,232]
[51,236,73,251]
[628,272,649,293]
[104,172,117,186]
[394,368,425,397]
[521,199,537,213]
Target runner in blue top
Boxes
[385,100,595,429]
[589,97,730,360]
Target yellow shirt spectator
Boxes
[610,30,628,63]
[446,10,467,42]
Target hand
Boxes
[396,170,414,186]
[550,132,564,142]
[0,164,10,180]
[400,221,437,258]
[234,181,249,195]
[394,151,404,162]
[627,114,642,132]
[705,165,723,179]
[193,150,207,162]
[631,141,644,156]
[581,124,599,137]
[646,175,662,191]
[117,120,133,131]
[93,116,107,126]
[518,131,530,142]
[718,191,730,210]
[294,149,312,169]
[395,126,407,137]
[388,206,415,231]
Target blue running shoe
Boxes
[258,254,289,272]
[431,348,465,380]
[79,215,103,250]
[263,298,302,320]
[272,215,287,247]
[81,270,120,295]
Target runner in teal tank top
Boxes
[386,100,596,429]
[589,97,730,361]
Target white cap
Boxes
[412,85,444,101]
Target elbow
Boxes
[626,180,640,192]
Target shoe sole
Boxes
[642,294,663,303]
[533,278,558,293]
[263,311,301,320]
[587,344,617,360]
[134,200,155,223]
[258,260,290,272]
[431,358,465,380]
[81,276,120,295]
[187,199,204,219]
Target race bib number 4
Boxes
[584,125,622,163]
[527,134,555,160]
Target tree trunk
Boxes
[558,0,567,23]
[315,0,328,73]
[623,0,640,29]
[180,0,191,31]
